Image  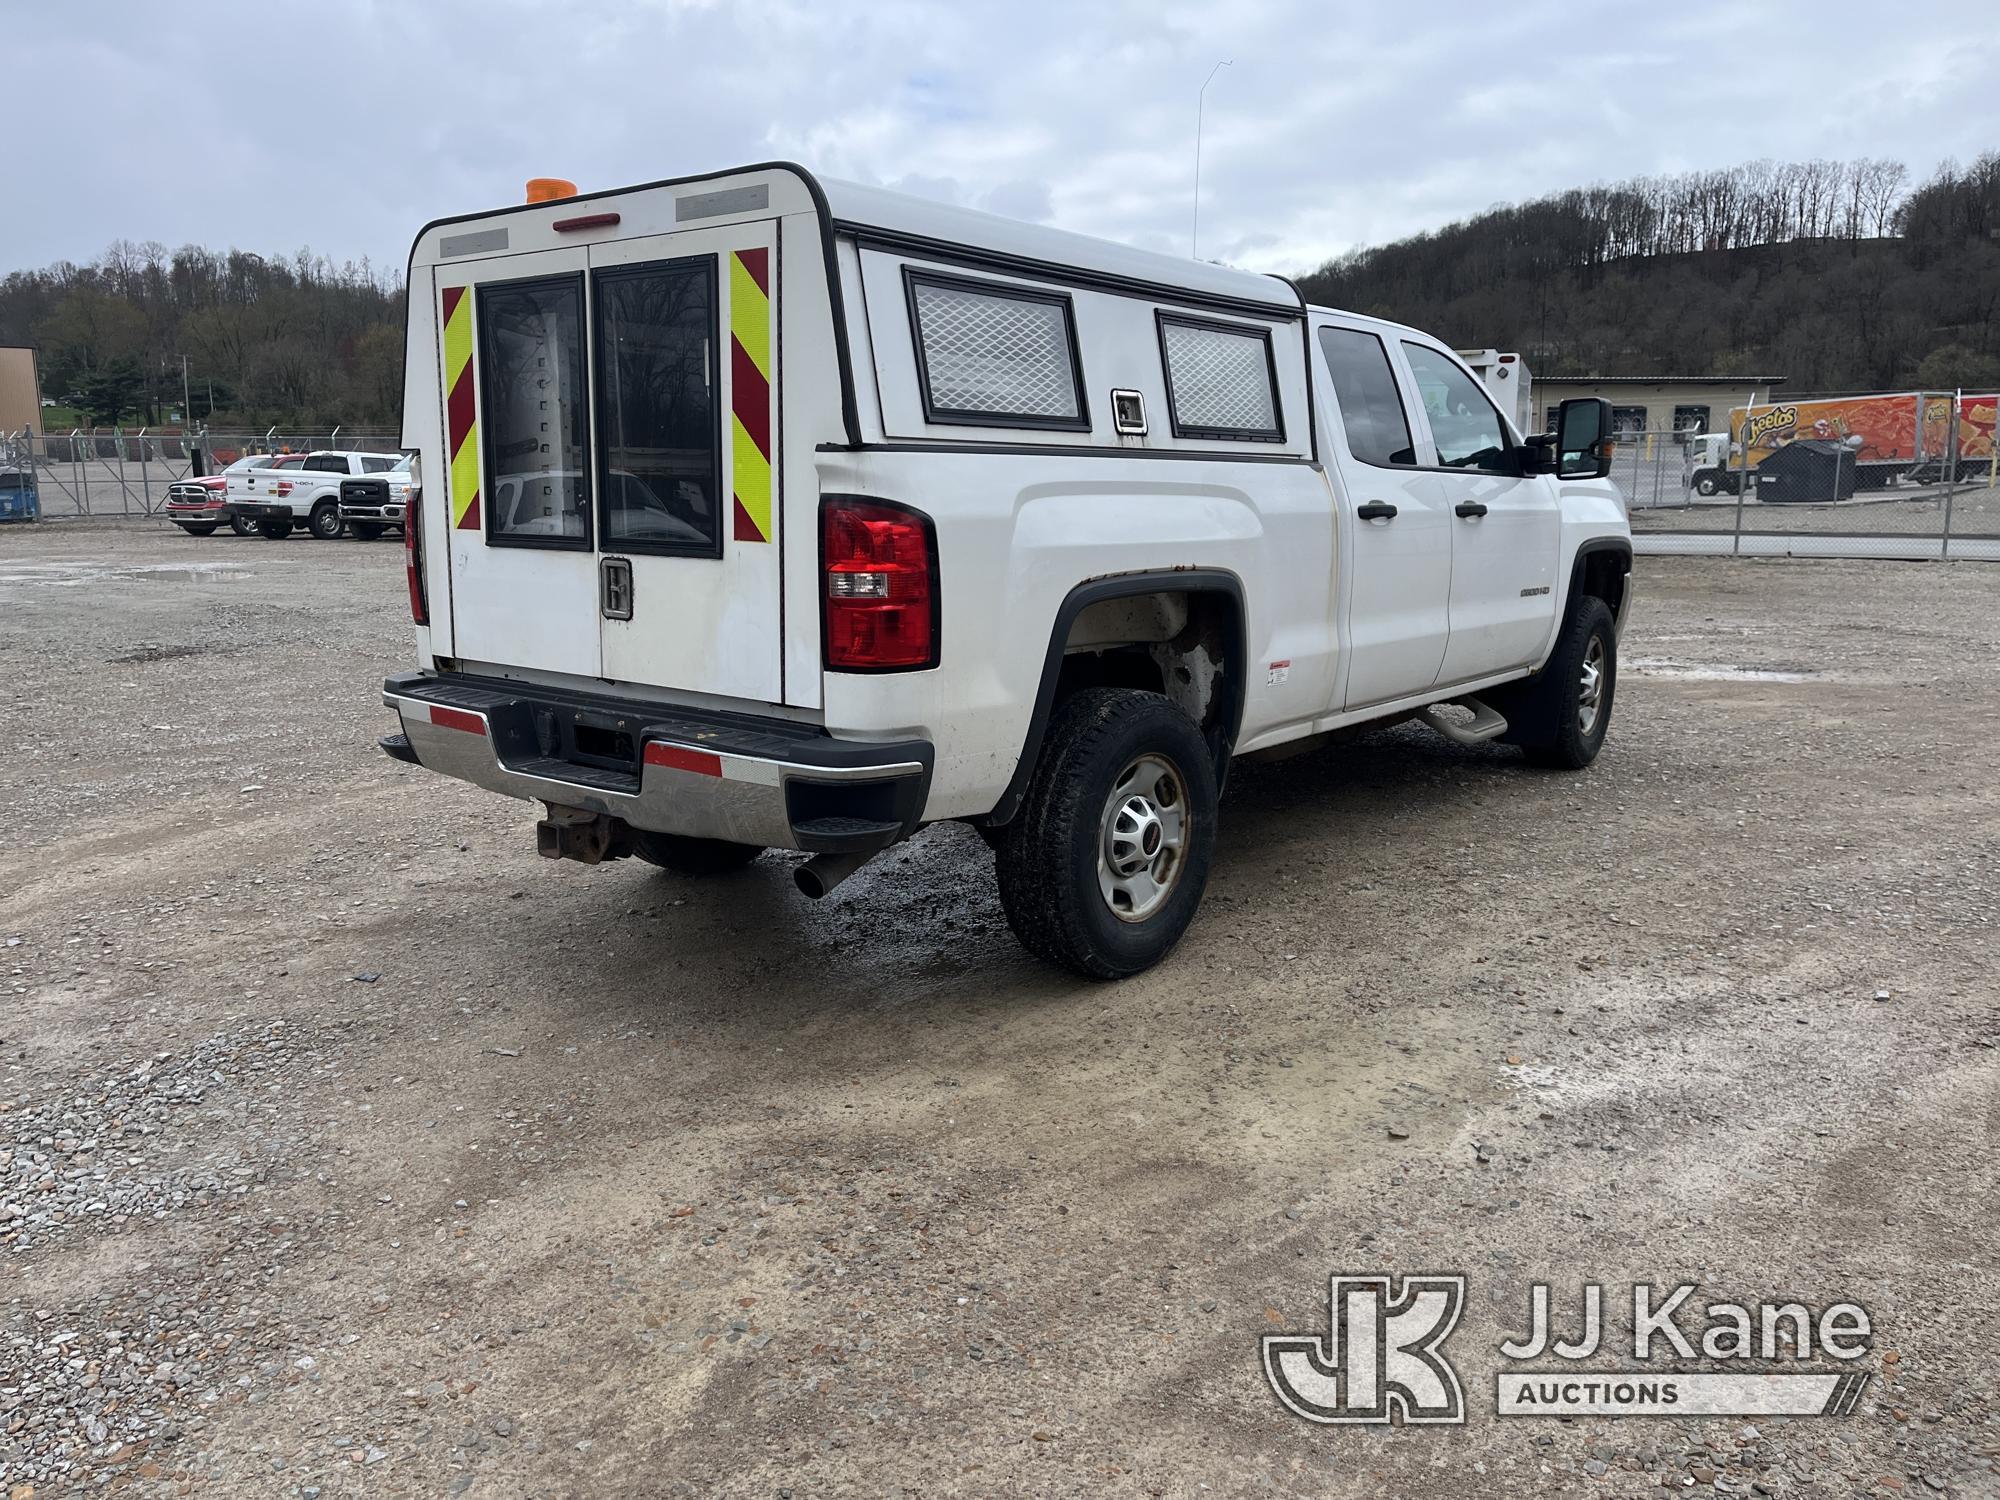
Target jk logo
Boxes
[1262,1274,1467,1425]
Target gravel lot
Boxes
[3,520,1997,1498]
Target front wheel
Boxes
[351,521,386,541]
[176,522,218,536]
[629,830,764,875]
[1501,596,1617,770]
[258,518,294,540]
[1694,475,1718,497]
[994,687,1217,979]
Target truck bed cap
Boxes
[819,175,1303,315]
[411,162,1304,317]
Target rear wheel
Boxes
[351,521,386,541]
[229,514,255,537]
[176,522,218,536]
[309,501,344,540]
[1499,596,1617,770]
[258,518,294,540]
[994,687,1217,979]
[629,830,764,875]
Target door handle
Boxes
[1455,501,1489,518]
[1356,501,1398,521]
[600,556,633,620]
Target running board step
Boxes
[1421,697,1508,746]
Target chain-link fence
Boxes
[1623,391,2000,560]
[1,427,400,517]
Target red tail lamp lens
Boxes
[822,498,936,670]
[405,483,429,626]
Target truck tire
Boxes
[176,522,218,536]
[1501,596,1617,771]
[351,521,386,541]
[1695,473,1718,497]
[258,518,294,540]
[229,514,255,536]
[994,687,1217,979]
[309,500,344,540]
[629,830,764,875]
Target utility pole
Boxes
[1192,59,1232,260]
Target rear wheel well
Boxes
[985,575,1246,827]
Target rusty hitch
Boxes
[535,804,632,865]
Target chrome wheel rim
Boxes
[1097,753,1189,923]
[1578,635,1607,736]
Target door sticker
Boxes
[441,285,481,531]
[729,248,773,544]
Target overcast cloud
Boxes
[11,0,1998,279]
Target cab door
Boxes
[1398,340,1561,685]
[433,246,600,680]
[1315,321,1454,710]
[587,220,783,704]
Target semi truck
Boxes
[1690,393,1949,495]
[1688,392,2000,495]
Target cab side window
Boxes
[1401,343,1511,474]
[1318,327,1416,467]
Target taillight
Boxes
[821,496,937,671]
[275,481,292,497]
[405,482,429,626]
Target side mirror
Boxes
[1519,433,1558,476]
[1557,398,1614,478]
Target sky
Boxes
[11,0,1999,281]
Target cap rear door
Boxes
[587,219,782,704]
[432,246,601,680]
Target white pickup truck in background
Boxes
[337,456,416,540]
[226,450,405,539]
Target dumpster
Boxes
[0,467,40,523]
[1755,439,1858,504]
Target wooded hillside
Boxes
[6,153,1999,429]
[1297,154,2000,394]
[0,245,404,429]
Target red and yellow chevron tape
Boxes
[729,248,773,544]
[441,285,480,531]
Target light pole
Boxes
[1192,59,1232,260]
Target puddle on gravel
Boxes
[1626,657,1820,683]
[0,560,279,587]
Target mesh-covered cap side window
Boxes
[1158,313,1283,442]
[906,270,1087,431]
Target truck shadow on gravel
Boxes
[577,718,1566,1019]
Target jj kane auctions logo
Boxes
[1263,1275,1873,1425]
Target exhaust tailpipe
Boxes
[794,849,875,900]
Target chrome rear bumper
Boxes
[382,671,931,854]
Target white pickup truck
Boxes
[380,164,1631,978]
[337,457,417,539]
[227,449,405,539]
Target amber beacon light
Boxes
[525,177,578,204]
